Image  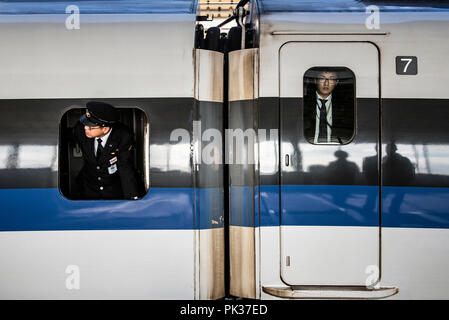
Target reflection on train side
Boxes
[0,138,192,175]
[263,141,449,228]
[274,141,449,187]
[280,185,378,226]
[275,185,449,227]
[61,190,193,218]
[259,139,278,175]
[150,143,190,173]
[0,144,57,170]
[0,144,58,189]
[2,142,448,184]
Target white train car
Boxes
[0,0,225,299]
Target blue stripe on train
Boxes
[230,185,255,227]
[278,185,379,227]
[199,187,225,229]
[4,185,448,231]
[382,186,449,228]
[230,185,449,229]
[0,187,221,231]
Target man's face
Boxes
[84,125,109,139]
[316,72,338,97]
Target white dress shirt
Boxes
[314,92,333,144]
[95,128,112,157]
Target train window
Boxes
[59,107,149,200]
[303,67,355,145]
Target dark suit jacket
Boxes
[303,91,354,144]
[73,122,142,199]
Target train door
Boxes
[279,42,380,286]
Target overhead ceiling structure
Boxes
[197,0,238,19]
[196,0,249,32]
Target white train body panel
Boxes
[0,230,195,299]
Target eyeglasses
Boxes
[85,126,101,131]
[317,76,337,84]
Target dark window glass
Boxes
[303,66,355,145]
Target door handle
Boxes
[73,143,83,158]
[285,154,290,167]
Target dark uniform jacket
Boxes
[73,122,142,199]
[303,92,354,144]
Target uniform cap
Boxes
[80,101,119,127]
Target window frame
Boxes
[302,66,357,146]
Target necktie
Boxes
[96,138,103,160]
[318,99,328,142]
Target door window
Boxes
[303,67,355,145]
[59,107,149,200]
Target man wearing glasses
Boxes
[303,68,354,144]
[73,101,142,200]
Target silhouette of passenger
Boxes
[325,150,359,207]
[362,145,379,212]
[382,142,415,213]
[382,143,415,186]
[326,150,359,185]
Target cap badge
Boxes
[86,110,91,118]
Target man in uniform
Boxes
[74,101,142,200]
